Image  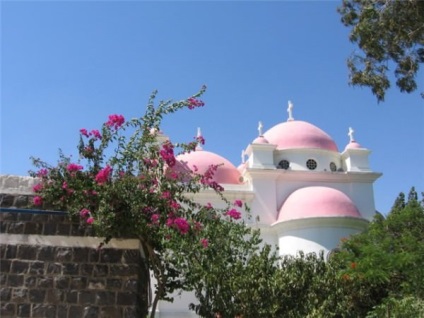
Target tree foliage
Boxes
[338,0,424,101]
[328,187,424,317]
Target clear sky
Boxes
[1,1,423,214]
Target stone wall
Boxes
[0,175,148,318]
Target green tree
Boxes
[338,0,424,101]
[328,187,424,317]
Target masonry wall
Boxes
[0,175,148,318]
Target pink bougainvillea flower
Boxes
[200,238,209,248]
[166,218,174,227]
[187,97,205,110]
[195,135,205,145]
[159,141,176,167]
[80,208,90,218]
[80,128,89,137]
[95,165,112,184]
[67,163,83,173]
[233,199,243,208]
[151,214,160,225]
[225,208,241,220]
[161,191,171,199]
[33,184,43,193]
[86,217,94,225]
[89,129,102,140]
[33,196,43,206]
[105,114,125,130]
[36,169,48,177]
[169,200,180,210]
[174,217,190,234]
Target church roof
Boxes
[277,186,361,222]
[263,120,339,152]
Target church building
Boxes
[157,101,382,317]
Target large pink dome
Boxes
[176,150,242,184]
[263,120,339,152]
[277,187,361,222]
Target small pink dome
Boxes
[277,187,361,222]
[345,141,362,150]
[263,120,338,152]
[252,136,269,144]
[176,150,242,184]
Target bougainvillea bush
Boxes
[29,87,259,317]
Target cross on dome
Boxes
[196,127,203,150]
[258,121,263,136]
[287,100,294,121]
[348,127,355,142]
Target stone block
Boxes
[42,223,57,235]
[123,306,139,318]
[69,305,83,317]
[100,249,123,263]
[45,289,64,303]
[70,276,87,289]
[46,262,62,274]
[106,278,122,290]
[95,291,116,306]
[80,264,94,276]
[29,289,46,303]
[117,292,137,306]
[29,261,45,275]
[24,222,42,234]
[17,212,33,221]
[54,276,70,289]
[123,250,140,264]
[17,303,30,317]
[0,302,16,317]
[1,259,11,273]
[57,305,68,317]
[38,277,54,288]
[55,247,73,262]
[11,287,28,302]
[63,263,80,275]
[124,278,138,291]
[24,276,37,288]
[78,291,96,305]
[6,275,26,289]
[0,195,15,207]
[3,245,17,259]
[73,247,90,262]
[17,245,37,260]
[32,304,56,318]
[66,290,78,303]
[10,260,29,274]
[109,264,138,276]
[56,223,71,236]
[7,222,25,234]
[82,306,99,318]
[93,264,109,277]
[0,287,11,301]
[87,278,106,290]
[99,306,123,318]
[38,246,55,261]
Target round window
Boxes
[330,162,337,172]
[306,159,317,170]
[278,160,290,170]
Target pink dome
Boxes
[345,141,362,150]
[176,150,242,184]
[252,136,269,144]
[263,120,338,152]
[277,187,361,222]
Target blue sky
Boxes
[1,1,423,214]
